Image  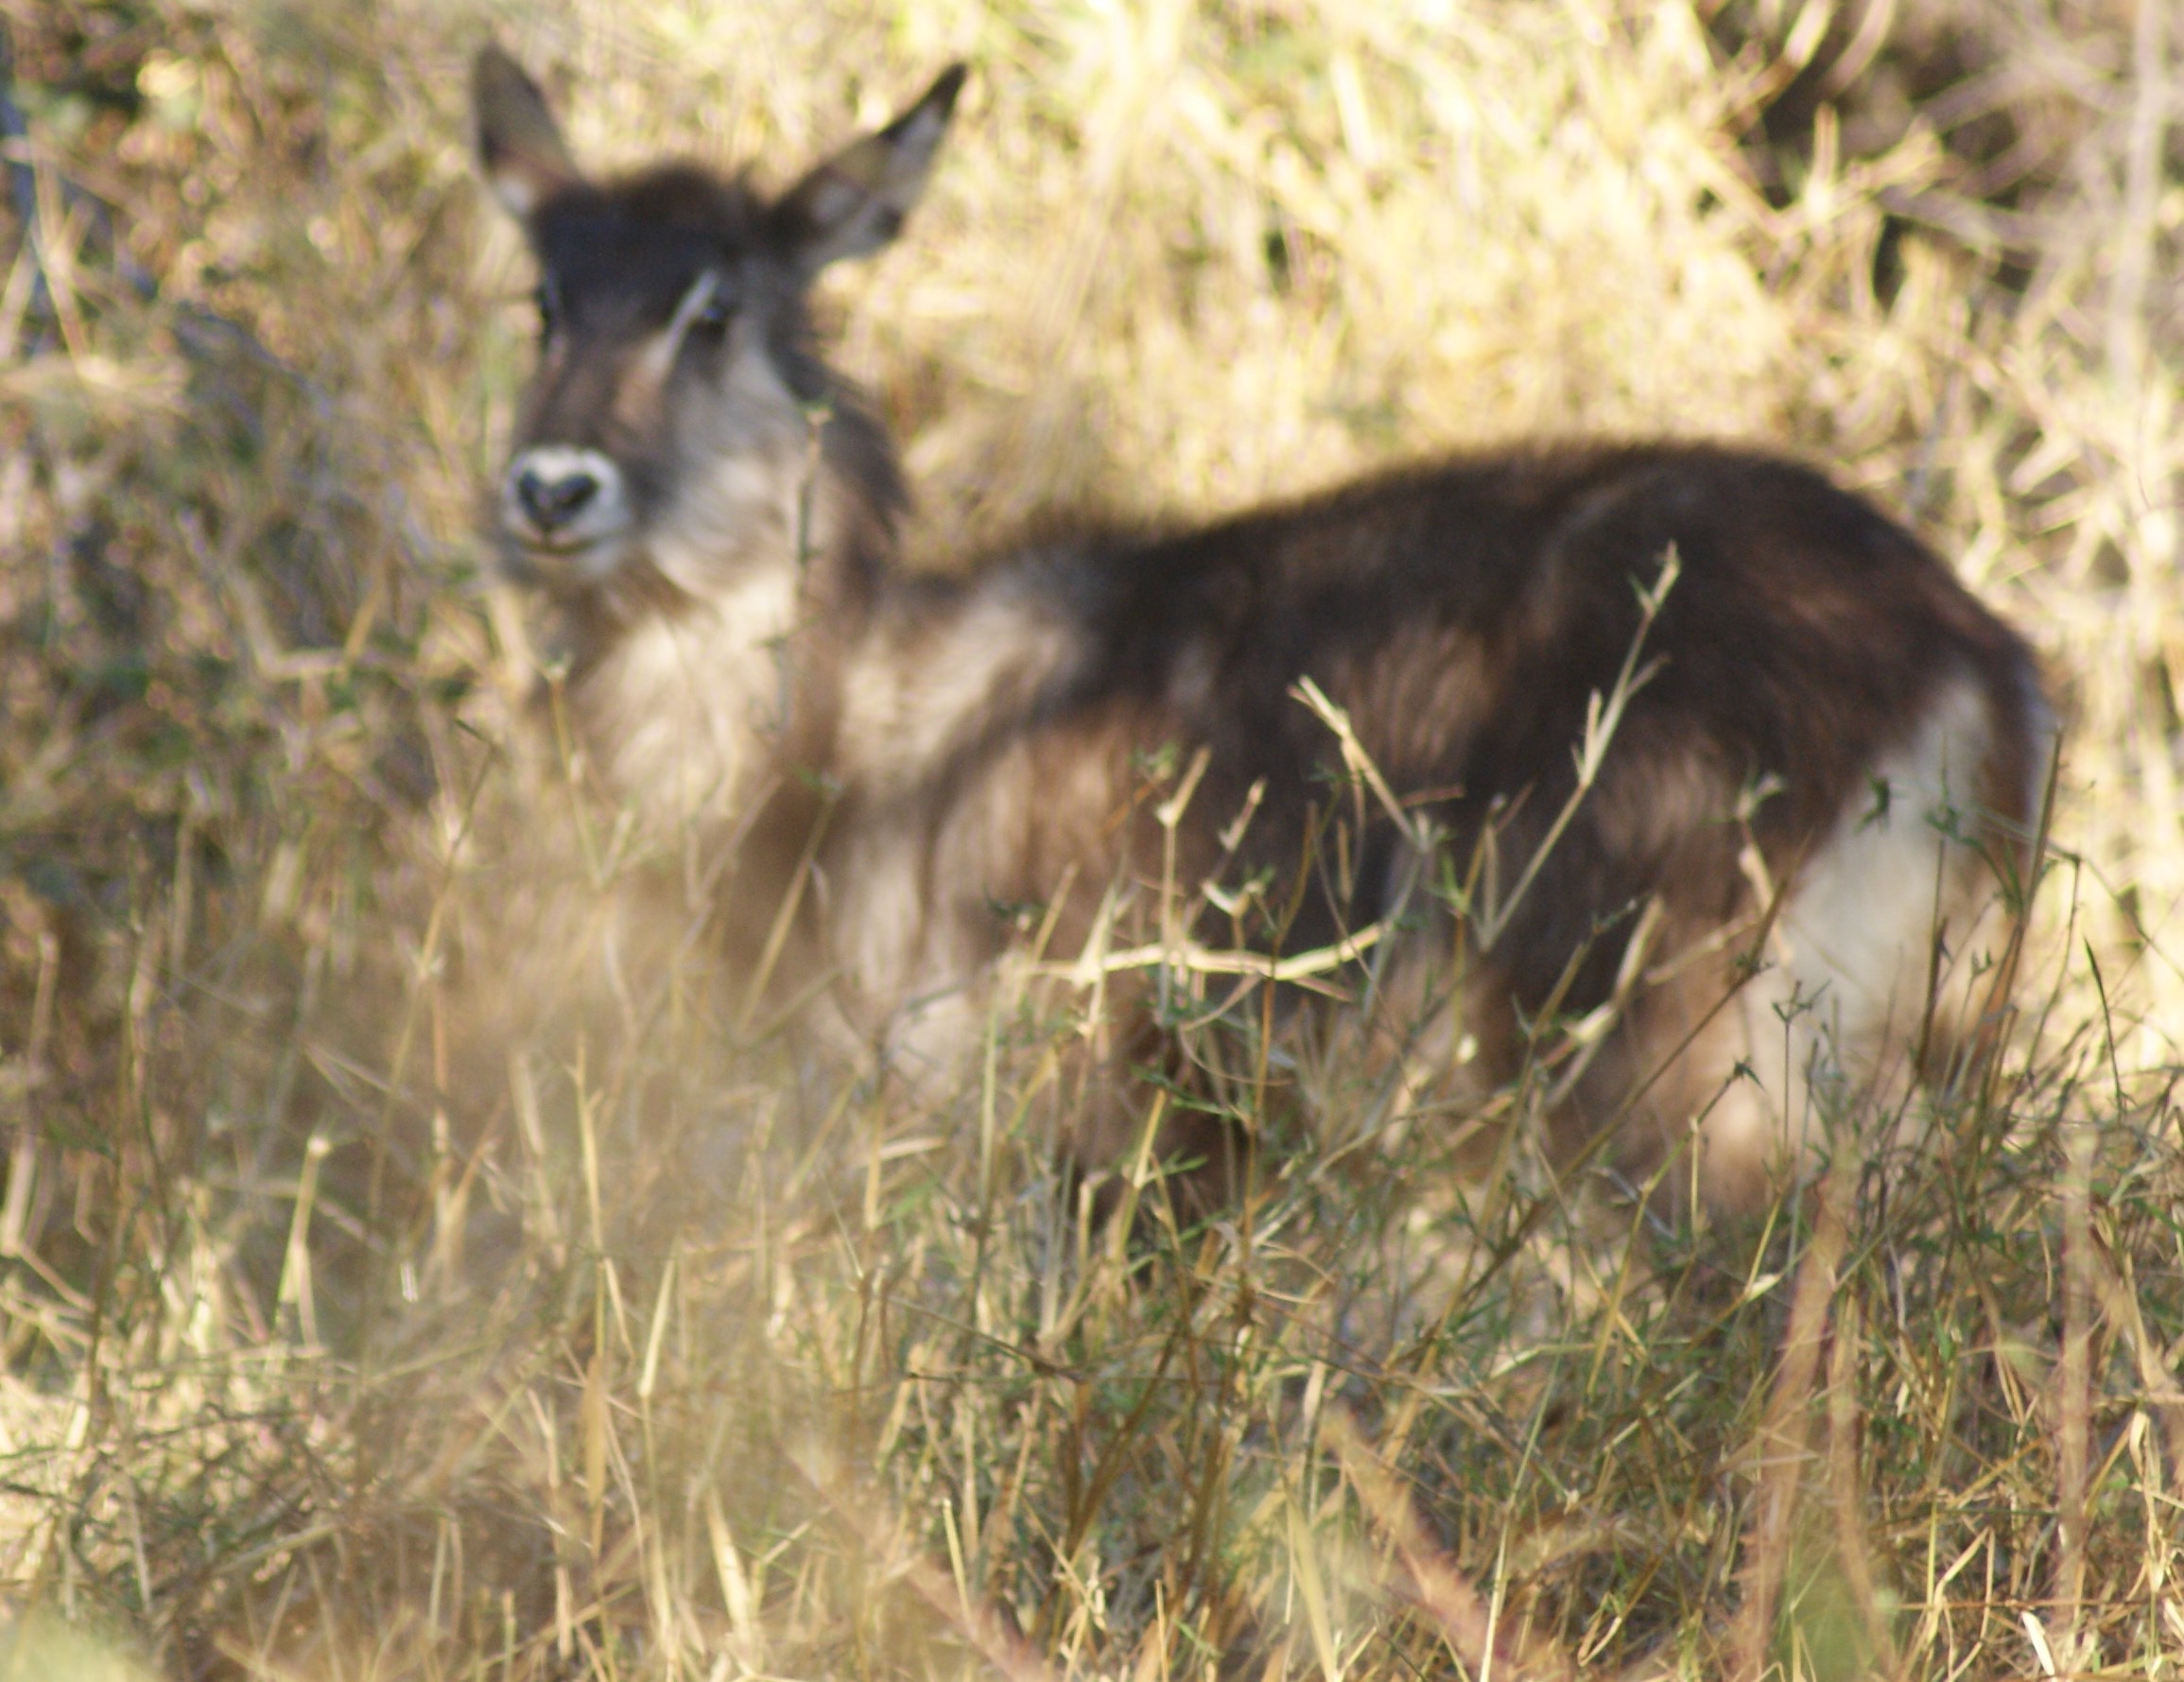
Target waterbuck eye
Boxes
[690,277,737,335]
[533,279,562,338]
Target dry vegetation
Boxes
[1,0,2181,1677]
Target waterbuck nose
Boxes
[515,464,599,530]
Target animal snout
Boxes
[517,465,598,527]
[502,444,626,547]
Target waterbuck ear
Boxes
[472,45,581,218]
[772,64,966,278]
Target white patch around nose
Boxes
[502,444,631,567]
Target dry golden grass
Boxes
[1,0,2181,1677]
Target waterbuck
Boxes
[472,48,2051,1213]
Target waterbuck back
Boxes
[473,48,2051,1214]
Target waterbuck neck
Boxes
[553,406,900,841]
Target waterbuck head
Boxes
[472,47,963,607]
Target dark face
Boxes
[471,48,965,597]
[497,170,806,590]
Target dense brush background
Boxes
[1,0,2181,1677]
